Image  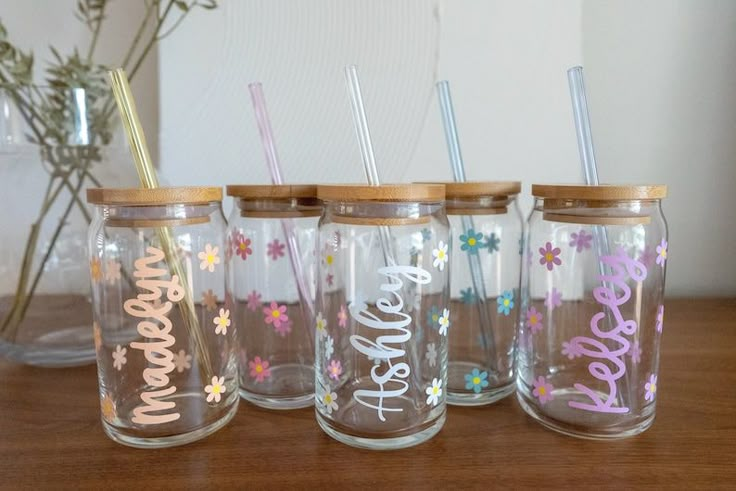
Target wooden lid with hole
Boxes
[532,184,667,200]
[419,181,521,198]
[86,187,222,205]
[317,184,445,202]
[226,184,319,199]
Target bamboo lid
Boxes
[419,181,521,198]
[317,184,445,202]
[532,184,667,200]
[226,184,318,200]
[86,187,222,205]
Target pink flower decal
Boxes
[655,239,668,267]
[327,359,343,380]
[326,273,334,287]
[267,239,285,261]
[263,301,289,329]
[246,290,261,312]
[544,287,562,311]
[249,356,271,382]
[561,340,582,360]
[644,374,657,401]
[539,242,562,271]
[337,304,348,328]
[526,307,544,334]
[628,340,642,364]
[234,232,253,260]
[274,318,292,337]
[656,304,664,333]
[532,376,554,405]
[569,229,593,252]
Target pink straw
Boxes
[248,83,315,343]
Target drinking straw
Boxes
[343,65,393,265]
[436,81,496,367]
[107,68,213,382]
[248,82,314,348]
[567,66,632,403]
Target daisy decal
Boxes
[432,241,449,271]
[198,244,221,272]
[425,378,443,406]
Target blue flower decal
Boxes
[497,290,514,315]
[426,306,441,329]
[485,233,500,253]
[459,228,484,254]
[421,228,432,243]
[460,287,477,304]
[465,368,489,393]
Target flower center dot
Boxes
[473,377,481,385]
[272,310,280,318]
[545,253,553,261]
[256,365,263,373]
[468,238,476,246]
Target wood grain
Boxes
[0,298,733,489]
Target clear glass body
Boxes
[446,195,523,405]
[315,199,450,450]
[88,200,238,448]
[227,197,319,409]
[0,86,137,366]
[517,197,668,439]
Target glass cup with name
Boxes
[517,184,668,439]
[225,185,320,409]
[436,181,523,405]
[87,187,238,448]
[314,184,450,450]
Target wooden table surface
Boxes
[0,298,734,489]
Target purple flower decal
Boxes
[569,229,593,252]
[532,376,554,404]
[561,340,582,360]
[539,242,562,271]
[545,288,562,311]
[656,239,668,267]
[628,340,642,364]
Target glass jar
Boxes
[517,184,668,439]
[314,184,449,450]
[439,181,523,405]
[0,85,137,367]
[87,187,238,448]
[226,185,320,409]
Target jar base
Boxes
[239,363,315,409]
[316,411,446,450]
[240,390,314,410]
[447,360,515,406]
[101,396,239,449]
[516,389,656,440]
[0,326,96,367]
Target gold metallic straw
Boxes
[107,68,213,383]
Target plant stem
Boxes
[86,0,108,62]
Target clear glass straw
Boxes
[248,82,314,348]
[436,81,496,366]
[343,65,393,266]
[567,66,632,405]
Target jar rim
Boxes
[86,187,222,206]
[417,181,521,198]
[226,184,318,200]
[531,184,667,200]
[318,183,445,202]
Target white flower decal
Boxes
[213,308,231,335]
[425,378,443,406]
[112,345,127,371]
[426,343,437,367]
[205,376,226,403]
[322,391,339,415]
[432,241,449,271]
[315,312,327,338]
[173,349,192,373]
[438,308,450,336]
[198,244,221,272]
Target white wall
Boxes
[582,0,736,296]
